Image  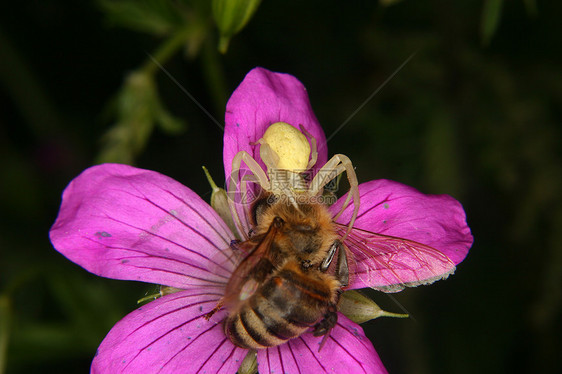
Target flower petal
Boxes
[223,67,328,181]
[256,314,387,374]
[50,164,236,289]
[92,289,247,373]
[331,180,472,290]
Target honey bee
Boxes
[206,122,457,350]
[220,193,349,350]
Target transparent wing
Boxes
[335,223,456,292]
[224,218,282,304]
[204,232,271,322]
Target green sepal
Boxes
[237,350,258,374]
[137,285,183,305]
[202,166,239,238]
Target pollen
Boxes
[262,122,311,171]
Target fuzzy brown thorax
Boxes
[252,195,338,267]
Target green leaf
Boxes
[154,102,187,135]
[99,0,186,36]
[379,0,404,6]
[96,71,157,164]
[481,0,504,46]
[97,70,185,164]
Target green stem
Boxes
[0,295,10,374]
[201,36,228,116]
[141,26,193,76]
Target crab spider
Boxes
[227,122,360,241]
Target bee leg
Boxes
[335,241,349,288]
[321,240,349,288]
[314,241,349,351]
[312,304,338,337]
[229,239,241,250]
[313,303,339,352]
[204,298,224,320]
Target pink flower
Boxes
[50,68,472,373]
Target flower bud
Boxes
[202,166,239,237]
[212,0,262,53]
[339,290,409,324]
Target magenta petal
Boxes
[330,180,473,290]
[257,314,387,374]
[223,67,328,181]
[50,164,236,289]
[92,289,247,373]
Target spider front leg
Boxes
[299,124,318,170]
[228,151,271,239]
[309,154,360,238]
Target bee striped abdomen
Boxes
[224,265,334,349]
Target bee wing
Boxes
[335,223,456,292]
[223,221,279,307]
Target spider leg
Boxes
[309,154,359,239]
[228,151,271,239]
[299,125,318,170]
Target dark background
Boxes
[1,1,560,373]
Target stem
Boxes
[0,295,10,374]
[201,36,228,116]
[141,27,193,76]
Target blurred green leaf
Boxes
[154,100,187,134]
[481,0,504,46]
[212,0,262,53]
[96,71,186,164]
[523,0,538,16]
[379,0,404,6]
[99,0,187,36]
